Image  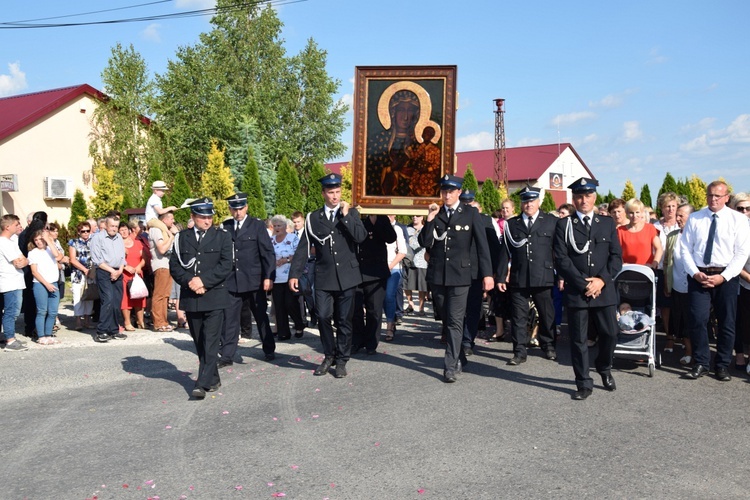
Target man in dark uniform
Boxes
[289,174,368,378]
[459,189,502,356]
[498,185,558,365]
[352,214,397,355]
[219,192,276,366]
[554,178,622,400]
[420,175,495,383]
[169,198,234,399]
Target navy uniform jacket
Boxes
[357,215,397,282]
[289,207,368,291]
[169,226,234,312]
[498,211,557,288]
[221,216,275,293]
[419,204,493,287]
[554,214,622,308]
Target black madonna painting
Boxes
[351,66,457,212]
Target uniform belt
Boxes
[698,266,726,275]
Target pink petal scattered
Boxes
[271,493,286,498]
[374,442,381,447]
[330,483,336,488]
[145,480,154,486]
[180,496,187,500]
[312,414,319,419]
[314,388,320,392]
[267,482,274,487]
[162,400,167,404]
[234,485,243,491]
[131,392,137,396]
[101,484,106,488]
[250,369,256,373]
[236,376,242,380]
[295,417,301,422]
[222,411,230,415]
[290,465,299,470]
[122,484,129,488]
[338,406,343,410]
[189,486,195,491]
[227,368,233,373]
[418,488,426,494]
[84,374,89,378]
[165,425,172,430]
[272,417,278,421]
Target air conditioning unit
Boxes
[44,177,74,200]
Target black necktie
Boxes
[448,207,455,219]
[197,230,205,243]
[527,216,533,232]
[235,221,240,233]
[329,210,335,223]
[583,215,591,238]
[704,213,717,265]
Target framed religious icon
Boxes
[351,65,457,213]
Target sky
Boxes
[2,0,750,198]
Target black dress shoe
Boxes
[715,367,731,381]
[334,362,348,378]
[217,359,234,369]
[572,388,592,400]
[207,382,221,392]
[507,356,527,366]
[601,373,616,391]
[294,330,304,338]
[191,386,206,399]
[685,365,709,379]
[545,349,557,360]
[314,356,334,376]
[462,347,474,357]
[95,333,110,343]
[444,372,457,383]
[278,334,291,341]
[366,348,377,356]
[265,352,276,361]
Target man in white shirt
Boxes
[0,215,29,351]
[680,180,750,381]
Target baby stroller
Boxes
[613,264,661,377]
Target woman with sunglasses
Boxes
[69,221,94,330]
[731,192,750,374]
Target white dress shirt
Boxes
[679,205,750,281]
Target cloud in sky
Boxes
[456,131,493,151]
[141,23,162,43]
[647,47,667,65]
[621,121,643,142]
[588,89,636,109]
[680,114,750,153]
[0,62,27,97]
[550,111,596,127]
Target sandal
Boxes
[384,326,395,342]
[155,325,174,332]
[664,336,675,353]
[124,325,136,332]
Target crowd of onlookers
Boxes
[2,184,749,380]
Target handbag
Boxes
[297,272,313,297]
[80,267,99,301]
[127,274,149,299]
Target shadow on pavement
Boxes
[121,355,195,394]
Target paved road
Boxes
[1,304,748,499]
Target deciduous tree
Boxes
[89,162,124,217]
[200,140,235,223]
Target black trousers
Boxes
[510,286,556,357]
[352,277,387,351]
[221,289,275,361]
[462,279,483,348]
[316,287,356,362]
[271,282,305,339]
[187,308,222,390]
[22,270,35,335]
[432,283,470,375]
[568,305,617,390]
[96,269,123,336]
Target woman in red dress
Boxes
[119,221,147,330]
[617,198,663,268]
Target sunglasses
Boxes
[80,229,91,233]
[736,206,750,212]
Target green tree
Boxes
[640,184,653,209]
[241,145,267,219]
[200,140,235,223]
[509,187,522,212]
[658,172,679,198]
[304,162,327,213]
[602,190,616,204]
[90,43,155,201]
[68,189,89,234]
[622,180,637,201]
[687,174,707,209]
[89,162,124,217]
[541,190,556,213]
[169,166,192,227]
[477,178,501,214]
[462,165,479,193]
[340,164,353,205]
[274,156,304,217]
[497,183,509,207]
[120,190,136,212]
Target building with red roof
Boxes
[1,84,105,224]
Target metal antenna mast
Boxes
[493,98,507,189]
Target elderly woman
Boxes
[270,215,305,340]
[731,193,750,373]
[608,198,629,227]
[653,192,680,351]
[120,221,147,331]
[68,221,94,330]
[617,198,663,268]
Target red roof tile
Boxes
[0,84,105,142]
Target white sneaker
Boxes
[679,355,692,366]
